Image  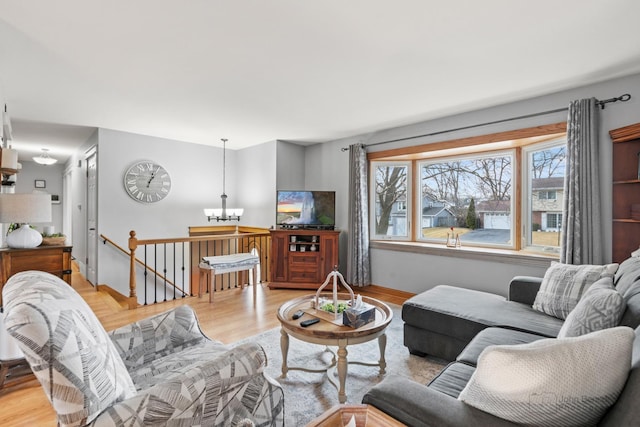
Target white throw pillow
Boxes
[558,276,626,338]
[533,261,619,319]
[459,327,634,427]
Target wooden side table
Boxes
[0,245,73,307]
[0,245,72,389]
[307,404,406,427]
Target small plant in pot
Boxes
[41,231,67,246]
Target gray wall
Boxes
[276,141,306,191]
[310,72,640,296]
[238,140,277,228]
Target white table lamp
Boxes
[0,193,52,248]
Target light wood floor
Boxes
[0,267,412,426]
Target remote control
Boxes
[292,310,305,320]
[300,318,320,327]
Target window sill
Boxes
[370,240,557,269]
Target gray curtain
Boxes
[347,143,371,286]
[561,98,602,265]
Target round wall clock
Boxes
[123,160,172,203]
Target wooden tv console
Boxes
[269,228,339,289]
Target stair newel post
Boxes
[128,230,138,300]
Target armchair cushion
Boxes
[109,305,219,372]
[90,342,280,427]
[3,271,136,427]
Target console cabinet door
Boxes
[270,232,288,282]
[320,233,339,278]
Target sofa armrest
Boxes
[90,342,284,426]
[109,305,213,369]
[362,376,519,427]
[508,276,543,305]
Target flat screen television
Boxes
[276,190,335,229]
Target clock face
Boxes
[124,160,172,203]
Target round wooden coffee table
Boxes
[277,293,393,403]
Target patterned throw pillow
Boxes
[532,262,619,319]
[459,327,634,427]
[558,276,626,338]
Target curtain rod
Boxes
[341,93,631,151]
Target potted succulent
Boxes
[41,231,67,246]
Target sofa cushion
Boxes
[459,326,634,427]
[3,271,137,427]
[614,256,640,298]
[598,325,640,426]
[532,261,618,320]
[403,285,563,343]
[427,362,476,398]
[614,257,640,329]
[558,276,625,338]
[456,327,545,366]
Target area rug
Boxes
[237,305,447,426]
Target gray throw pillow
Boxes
[459,327,634,427]
[558,276,626,338]
[532,261,619,319]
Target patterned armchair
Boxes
[3,271,284,427]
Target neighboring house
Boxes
[380,195,456,235]
[476,200,512,230]
[421,196,456,228]
[386,195,408,235]
[473,178,564,232]
[531,177,564,231]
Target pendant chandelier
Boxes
[204,138,243,222]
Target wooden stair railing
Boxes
[114,227,272,308]
[102,233,178,289]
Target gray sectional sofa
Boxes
[363,256,640,426]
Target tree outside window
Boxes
[372,163,409,238]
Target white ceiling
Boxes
[2,1,640,163]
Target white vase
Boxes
[6,224,43,248]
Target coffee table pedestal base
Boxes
[280,328,387,404]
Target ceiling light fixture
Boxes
[204,138,243,222]
[33,148,57,165]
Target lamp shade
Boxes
[0,193,52,223]
[0,147,18,170]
